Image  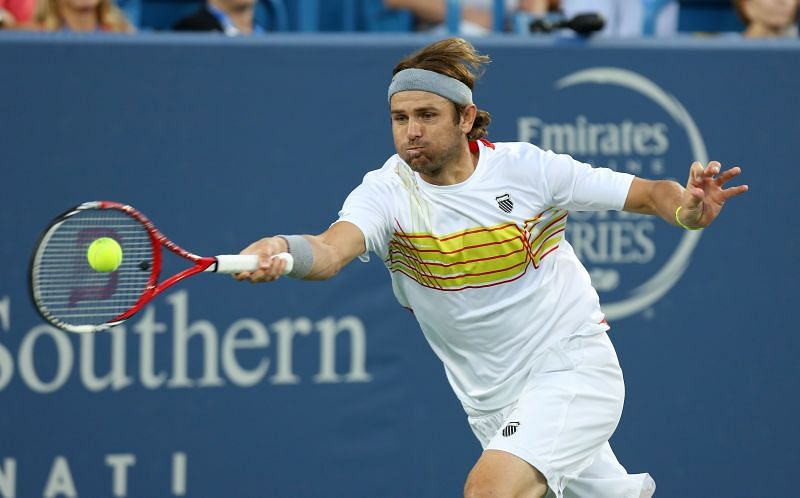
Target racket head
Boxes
[29,201,161,333]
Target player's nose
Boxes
[407,119,422,138]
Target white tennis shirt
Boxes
[337,140,634,410]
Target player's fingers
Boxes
[270,255,287,277]
[257,259,282,281]
[722,184,749,200]
[703,160,721,177]
[683,162,704,204]
[252,256,289,282]
[257,247,285,272]
[687,161,703,185]
[686,162,707,195]
[258,254,275,271]
[248,269,273,283]
[715,166,741,185]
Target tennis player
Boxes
[235,38,747,498]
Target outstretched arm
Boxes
[233,221,366,283]
[623,160,748,229]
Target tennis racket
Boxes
[29,201,293,333]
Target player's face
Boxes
[390,91,466,177]
[744,0,798,29]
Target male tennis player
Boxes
[235,38,747,498]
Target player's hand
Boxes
[233,237,289,283]
[677,161,748,229]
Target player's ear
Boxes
[460,104,477,133]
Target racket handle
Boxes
[214,253,294,275]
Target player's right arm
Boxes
[234,221,366,283]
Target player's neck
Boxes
[418,143,479,186]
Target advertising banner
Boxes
[1,34,797,497]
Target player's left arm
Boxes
[623,160,748,229]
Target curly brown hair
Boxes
[393,37,492,141]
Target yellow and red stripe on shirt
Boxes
[387,207,567,291]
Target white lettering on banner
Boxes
[221,318,270,386]
[0,299,12,391]
[0,298,8,331]
[81,328,133,391]
[315,316,371,383]
[105,454,135,497]
[518,116,669,156]
[0,458,15,498]
[0,293,371,393]
[133,307,168,389]
[517,68,708,319]
[569,221,656,264]
[167,292,224,388]
[0,452,186,498]
[43,457,76,498]
[270,318,311,384]
[19,326,73,394]
[172,452,187,496]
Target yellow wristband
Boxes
[675,206,703,231]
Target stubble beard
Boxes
[401,131,464,178]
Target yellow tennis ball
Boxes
[87,237,123,273]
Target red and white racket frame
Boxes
[30,200,292,333]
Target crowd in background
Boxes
[0,0,132,30]
[0,0,797,38]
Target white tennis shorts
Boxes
[465,331,656,498]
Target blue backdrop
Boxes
[0,33,797,498]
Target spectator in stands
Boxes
[0,0,35,28]
[173,0,263,35]
[384,0,556,35]
[30,0,133,31]
[734,0,799,37]
[559,0,679,36]
[387,0,678,36]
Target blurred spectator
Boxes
[384,0,557,35]
[173,0,263,35]
[0,0,35,27]
[387,0,678,36]
[30,0,133,31]
[734,0,798,37]
[559,0,679,36]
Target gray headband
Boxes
[388,68,473,105]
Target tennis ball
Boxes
[87,237,123,272]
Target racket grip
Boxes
[215,253,294,275]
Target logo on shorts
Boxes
[496,194,514,213]
[502,421,520,437]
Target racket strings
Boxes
[32,209,154,328]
